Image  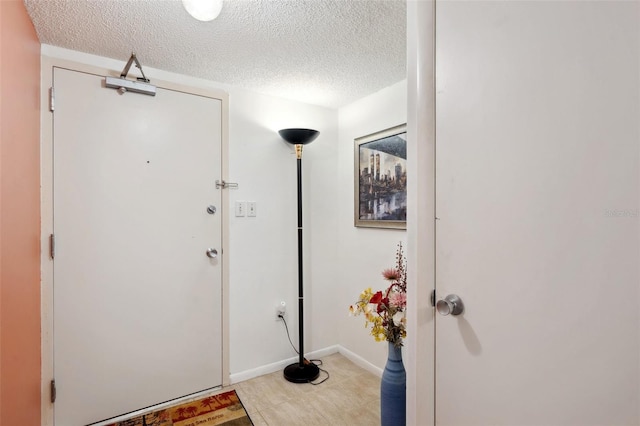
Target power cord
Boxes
[278,314,330,385]
[279,313,299,355]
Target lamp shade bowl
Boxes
[278,128,320,145]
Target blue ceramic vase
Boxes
[381,341,406,426]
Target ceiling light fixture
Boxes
[182,0,223,22]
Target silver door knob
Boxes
[436,294,464,316]
[206,248,218,259]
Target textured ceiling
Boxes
[24,0,406,109]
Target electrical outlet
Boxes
[276,301,286,320]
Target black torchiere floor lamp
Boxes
[278,128,320,383]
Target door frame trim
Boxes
[406,1,436,425]
[39,56,231,426]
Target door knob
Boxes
[436,294,464,316]
[206,248,218,259]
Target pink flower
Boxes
[389,292,406,309]
[349,242,408,346]
[382,268,400,281]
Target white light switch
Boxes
[235,201,246,217]
[248,201,257,217]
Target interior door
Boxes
[53,67,223,425]
[435,2,639,425]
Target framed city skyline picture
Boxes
[354,124,407,229]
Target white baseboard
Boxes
[229,344,383,384]
[229,345,340,384]
[337,345,383,378]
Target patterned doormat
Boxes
[107,390,253,426]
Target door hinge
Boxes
[49,87,55,112]
[431,289,436,307]
[49,234,55,259]
[50,379,56,403]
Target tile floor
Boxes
[228,353,381,426]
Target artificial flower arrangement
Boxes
[349,243,407,347]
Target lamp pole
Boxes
[278,129,320,383]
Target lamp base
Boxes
[283,361,320,383]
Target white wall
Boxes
[226,88,339,375]
[336,80,408,369]
[227,80,412,375]
[39,45,340,380]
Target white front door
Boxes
[435,1,639,424]
[53,67,224,425]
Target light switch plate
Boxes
[247,201,257,217]
[235,201,246,217]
